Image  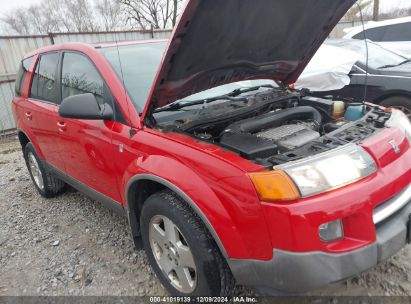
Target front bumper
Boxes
[228,184,411,294]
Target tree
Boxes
[344,0,373,21]
[1,0,100,35]
[1,10,31,35]
[121,0,182,30]
[0,0,180,35]
[373,0,380,21]
[95,0,123,31]
[63,0,98,32]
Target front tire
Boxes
[24,142,66,198]
[140,190,235,296]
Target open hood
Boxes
[145,0,355,112]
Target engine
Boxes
[220,106,322,159]
[154,90,391,166]
[256,124,320,151]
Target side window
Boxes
[61,52,104,105]
[61,52,126,123]
[381,23,411,41]
[15,57,33,96]
[30,53,60,103]
[353,27,385,41]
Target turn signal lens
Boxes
[248,170,300,202]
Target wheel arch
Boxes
[374,92,411,104]
[17,128,45,159]
[125,174,229,258]
[18,131,30,149]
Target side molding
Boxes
[126,174,228,257]
[47,163,126,217]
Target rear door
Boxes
[13,56,35,132]
[25,52,66,171]
[57,51,121,201]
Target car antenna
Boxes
[357,1,369,106]
[114,33,137,138]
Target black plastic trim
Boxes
[46,162,126,217]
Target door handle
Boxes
[25,112,32,120]
[57,121,67,132]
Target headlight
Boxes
[277,144,377,198]
[385,109,411,142]
[249,144,377,201]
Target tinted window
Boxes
[30,53,59,103]
[353,27,386,41]
[61,52,126,123]
[99,42,167,112]
[15,57,33,96]
[61,52,104,105]
[381,23,411,41]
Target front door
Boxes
[26,52,66,171]
[56,51,121,201]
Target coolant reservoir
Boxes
[332,101,345,119]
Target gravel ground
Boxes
[1,137,411,296]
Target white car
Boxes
[344,16,411,58]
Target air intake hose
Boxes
[225,106,322,134]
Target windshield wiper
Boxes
[227,84,276,97]
[154,95,248,113]
[154,84,276,113]
[398,59,411,66]
[378,59,411,69]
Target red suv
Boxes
[12,0,411,296]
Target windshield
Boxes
[100,42,167,112]
[100,42,277,112]
[329,40,408,69]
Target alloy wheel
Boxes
[28,152,44,190]
[149,215,197,293]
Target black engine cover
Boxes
[220,132,278,159]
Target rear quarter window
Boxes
[380,23,411,41]
[353,27,386,41]
[15,57,33,96]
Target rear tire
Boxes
[380,96,411,120]
[140,189,235,296]
[24,142,66,198]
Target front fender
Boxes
[123,154,272,260]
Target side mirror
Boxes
[59,93,113,120]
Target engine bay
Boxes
[153,88,391,167]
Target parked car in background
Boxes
[297,39,411,119]
[11,0,411,296]
[344,16,411,58]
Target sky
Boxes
[380,0,411,11]
[0,0,40,12]
[0,0,410,17]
